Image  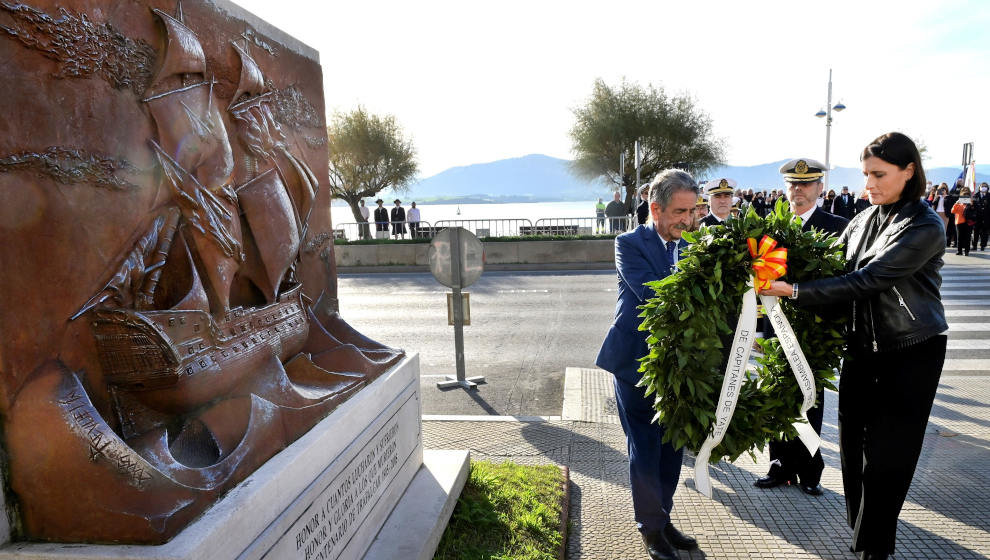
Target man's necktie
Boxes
[665,240,676,264]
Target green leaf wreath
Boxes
[638,199,848,463]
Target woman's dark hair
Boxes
[861,132,927,201]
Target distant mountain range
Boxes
[358,154,989,204]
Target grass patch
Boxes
[434,460,566,560]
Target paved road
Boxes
[337,270,617,416]
[338,251,990,417]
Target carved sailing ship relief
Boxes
[0,1,403,544]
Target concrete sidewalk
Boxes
[420,252,990,559]
[424,375,990,559]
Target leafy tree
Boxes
[570,79,725,210]
[327,107,418,224]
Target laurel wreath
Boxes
[638,200,848,463]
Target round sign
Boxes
[429,227,484,289]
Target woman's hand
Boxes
[759,280,793,297]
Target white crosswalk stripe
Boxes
[943,359,990,371]
[940,258,989,372]
[945,310,990,317]
[946,323,990,332]
[947,340,990,350]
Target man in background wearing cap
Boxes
[699,178,735,227]
[374,199,389,239]
[754,157,848,496]
[597,170,702,560]
[692,195,709,230]
[390,199,406,239]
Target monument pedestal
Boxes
[0,354,463,560]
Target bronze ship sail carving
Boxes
[0,1,403,545]
[236,168,301,302]
[229,39,267,110]
[149,7,205,91]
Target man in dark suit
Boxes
[832,186,856,219]
[974,183,990,251]
[636,187,650,225]
[596,169,701,560]
[699,177,735,227]
[944,183,960,247]
[754,157,848,497]
[373,199,389,239]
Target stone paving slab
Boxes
[425,377,990,559]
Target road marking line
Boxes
[947,324,990,332]
[946,310,990,317]
[943,359,990,371]
[947,340,990,350]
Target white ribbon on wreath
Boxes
[693,267,821,498]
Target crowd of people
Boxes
[683,175,990,254]
[599,133,949,560]
[927,179,990,254]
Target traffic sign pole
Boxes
[435,228,485,390]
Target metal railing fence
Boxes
[432,218,533,238]
[334,220,434,241]
[332,215,637,241]
[533,216,635,235]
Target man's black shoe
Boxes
[641,530,678,560]
[798,483,824,496]
[753,474,793,489]
[663,523,698,550]
[859,551,889,560]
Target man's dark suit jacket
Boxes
[596,224,684,385]
[699,213,726,228]
[832,193,856,219]
[596,224,687,532]
[802,206,849,234]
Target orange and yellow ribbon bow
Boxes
[748,235,788,291]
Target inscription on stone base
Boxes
[264,393,420,560]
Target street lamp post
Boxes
[815,68,846,192]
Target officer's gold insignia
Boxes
[795,160,809,174]
[719,179,728,188]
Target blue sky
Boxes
[233,0,990,178]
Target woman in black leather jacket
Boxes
[763,132,947,560]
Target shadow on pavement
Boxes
[694,450,988,559]
[518,421,626,483]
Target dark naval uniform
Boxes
[699,178,736,228]
[699,213,726,228]
[759,158,848,495]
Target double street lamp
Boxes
[815,68,846,192]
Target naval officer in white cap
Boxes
[699,178,736,227]
[754,157,848,496]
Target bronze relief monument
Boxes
[0,0,404,545]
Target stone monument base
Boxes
[364,449,469,560]
[0,354,446,560]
